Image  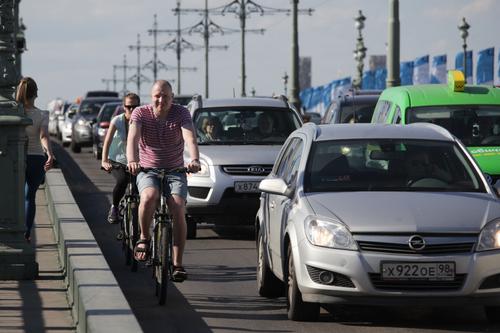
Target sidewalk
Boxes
[0,188,75,333]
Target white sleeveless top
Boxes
[25,107,49,156]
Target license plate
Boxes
[381,262,455,281]
[234,181,260,193]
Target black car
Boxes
[70,97,121,153]
[322,89,382,124]
[91,102,121,159]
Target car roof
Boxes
[380,84,500,107]
[81,96,121,102]
[196,97,290,109]
[301,123,456,142]
[341,94,380,105]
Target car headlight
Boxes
[77,119,87,126]
[192,159,210,177]
[98,128,107,137]
[305,216,358,250]
[477,219,500,251]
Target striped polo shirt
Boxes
[131,103,193,169]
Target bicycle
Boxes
[140,166,190,305]
[101,163,140,272]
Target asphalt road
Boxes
[52,141,499,333]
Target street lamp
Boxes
[250,87,256,97]
[458,17,470,83]
[352,10,367,90]
[282,72,289,96]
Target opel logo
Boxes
[408,235,426,251]
[248,166,266,175]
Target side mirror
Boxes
[259,177,291,197]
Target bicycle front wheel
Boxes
[128,201,139,272]
[155,222,172,305]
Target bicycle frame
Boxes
[142,167,187,305]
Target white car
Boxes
[184,95,302,238]
[257,122,500,323]
[60,103,79,147]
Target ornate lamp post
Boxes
[0,0,38,279]
[15,18,26,76]
[458,17,470,83]
[282,72,289,96]
[352,10,367,90]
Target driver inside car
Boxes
[404,150,450,186]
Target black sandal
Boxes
[172,266,188,282]
[133,239,151,262]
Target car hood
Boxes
[196,145,282,165]
[305,192,500,233]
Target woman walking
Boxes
[17,77,54,242]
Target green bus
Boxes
[372,70,500,181]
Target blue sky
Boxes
[20,0,499,108]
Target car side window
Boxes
[393,106,402,124]
[275,139,299,178]
[372,100,392,123]
[284,140,304,185]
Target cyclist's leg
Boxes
[165,172,188,268]
[109,165,128,223]
[136,172,160,260]
[111,165,128,207]
[167,195,187,266]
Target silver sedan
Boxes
[256,123,500,323]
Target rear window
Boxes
[338,105,377,123]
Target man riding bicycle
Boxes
[127,80,200,282]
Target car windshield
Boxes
[304,139,485,193]
[80,101,106,115]
[407,106,500,147]
[193,107,300,145]
[100,104,119,122]
[338,104,376,123]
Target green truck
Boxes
[372,70,500,181]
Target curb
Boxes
[44,169,143,333]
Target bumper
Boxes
[294,239,500,306]
[186,171,264,225]
[73,126,93,145]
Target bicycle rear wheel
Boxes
[122,206,132,266]
[155,222,172,305]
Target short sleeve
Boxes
[110,114,121,127]
[179,106,193,128]
[40,110,49,128]
[130,106,144,125]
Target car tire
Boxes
[186,216,197,239]
[286,244,319,321]
[257,227,284,298]
[485,306,500,324]
[70,139,81,153]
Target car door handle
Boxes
[270,201,275,209]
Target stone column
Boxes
[0,0,38,279]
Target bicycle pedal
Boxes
[116,231,124,241]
